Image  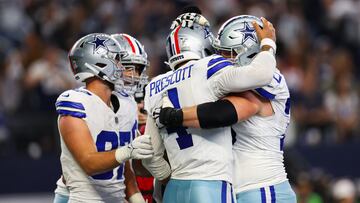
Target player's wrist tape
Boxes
[129,192,146,203]
[115,146,131,163]
[159,107,183,127]
[260,38,276,52]
[197,99,238,129]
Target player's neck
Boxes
[86,79,112,107]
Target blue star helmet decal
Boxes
[235,22,257,43]
[88,36,108,51]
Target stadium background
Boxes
[0,0,359,202]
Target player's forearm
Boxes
[132,159,153,177]
[142,117,171,180]
[80,151,119,176]
[182,106,201,128]
[213,51,276,98]
[160,94,261,129]
[124,161,141,199]
[142,156,171,181]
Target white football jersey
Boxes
[145,55,235,183]
[232,69,291,193]
[55,87,138,203]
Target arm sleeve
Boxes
[197,99,238,129]
[141,116,171,180]
[211,51,276,98]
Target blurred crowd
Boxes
[0,0,360,202]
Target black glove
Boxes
[153,107,183,128]
[159,107,183,128]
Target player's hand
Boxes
[152,107,164,129]
[137,101,147,125]
[152,93,175,128]
[170,12,210,30]
[253,17,276,42]
[128,134,153,159]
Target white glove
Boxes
[115,135,153,163]
[170,12,210,30]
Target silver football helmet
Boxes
[111,33,150,95]
[214,15,263,66]
[166,23,214,70]
[69,33,125,90]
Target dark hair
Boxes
[182,5,202,14]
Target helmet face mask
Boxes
[214,15,262,66]
[120,64,149,95]
[111,34,150,95]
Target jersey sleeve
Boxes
[206,55,234,80]
[210,51,276,98]
[144,77,164,115]
[55,90,88,119]
[253,70,290,101]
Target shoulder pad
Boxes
[55,89,88,119]
[206,55,233,79]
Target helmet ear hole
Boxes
[95,63,107,68]
[204,48,213,57]
[247,53,257,59]
[115,53,120,61]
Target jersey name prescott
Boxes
[145,55,234,183]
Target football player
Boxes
[156,15,296,203]
[142,19,277,203]
[54,162,144,203]
[55,33,153,203]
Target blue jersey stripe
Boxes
[221,181,227,203]
[207,61,233,79]
[270,185,276,203]
[255,88,276,100]
[280,134,285,151]
[57,109,86,118]
[56,101,85,110]
[208,56,227,67]
[167,88,180,108]
[260,187,266,203]
[285,98,291,115]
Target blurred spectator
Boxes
[23,45,77,111]
[295,172,324,203]
[332,178,357,203]
[325,73,359,143]
[0,50,25,113]
[292,53,334,145]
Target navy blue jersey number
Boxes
[92,122,137,180]
[166,88,194,150]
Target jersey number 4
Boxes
[166,88,194,150]
[92,122,137,180]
